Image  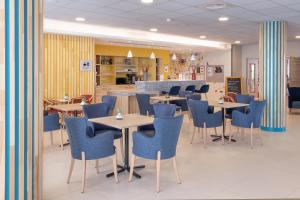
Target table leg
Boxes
[211,108,236,142]
[106,128,145,178]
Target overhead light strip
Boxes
[44,19,230,49]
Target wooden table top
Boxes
[209,101,249,109]
[150,95,186,102]
[89,113,154,129]
[48,103,83,112]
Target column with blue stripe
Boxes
[259,21,287,132]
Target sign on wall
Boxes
[225,76,242,95]
[80,60,93,71]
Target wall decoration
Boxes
[164,64,169,72]
[80,60,93,71]
[206,65,224,82]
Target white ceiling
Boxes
[44,0,300,47]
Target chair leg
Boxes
[259,128,264,145]
[250,124,254,149]
[190,126,196,144]
[81,152,86,193]
[50,131,54,145]
[67,158,75,184]
[112,153,119,183]
[172,157,181,184]
[229,125,233,143]
[128,154,136,182]
[95,160,100,174]
[119,138,124,163]
[214,127,218,136]
[156,151,161,193]
[60,129,64,150]
[220,127,224,145]
[203,123,207,148]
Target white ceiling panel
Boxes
[44,0,300,45]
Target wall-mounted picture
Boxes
[206,65,224,82]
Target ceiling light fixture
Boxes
[191,54,196,61]
[199,35,207,39]
[234,40,241,44]
[218,17,229,22]
[150,28,158,32]
[150,52,156,60]
[127,50,133,58]
[171,53,177,61]
[205,3,226,10]
[166,18,172,22]
[141,0,153,4]
[75,17,85,22]
[295,35,300,39]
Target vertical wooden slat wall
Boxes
[0,0,43,200]
[43,33,95,99]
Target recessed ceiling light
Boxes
[218,17,229,22]
[295,35,300,39]
[141,0,153,4]
[199,35,207,39]
[234,40,241,44]
[166,18,172,22]
[150,28,158,32]
[75,17,85,22]
[205,3,226,10]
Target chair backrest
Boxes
[236,95,254,104]
[136,93,154,115]
[153,103,176,117]
[187,94,201,101]
[199,84,209,93]
[185,85,196,93]
[81,94,93,103]
[169,86,181,96]
[102,95,117,115]
[71,97,83,104]
[44,113,60,132]
[153,115,184,159]
[288,87,300,100]
[82,103,110,119]
[188,99,210,127]
[248,100,267,128]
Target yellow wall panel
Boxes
[43,33,95,99]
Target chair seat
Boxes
[95,130,122,139]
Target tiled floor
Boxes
[43,111,300,200]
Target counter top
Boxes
[107,89,160,96]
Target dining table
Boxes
[208,101,249,142]
[150,95,186,104]
[89,113,154,179]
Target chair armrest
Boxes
[232,110,251,128]
[206,111,223,127]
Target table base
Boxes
[106,165,145,178]
[211,135,236,142]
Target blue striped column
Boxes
[259,21,287,132]
[0,0,43,199]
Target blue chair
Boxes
[64,117,119,193]
[44,113,64,150]
[185,85,196,93]
[102,95,117,115]
[226,95,255,119]
[138,103,176,136]
[189,100,223,146]
[136,93,154,115]
[195,84,209,99]
[129,115,184,193]
[230,100,267,148]
[82,103,123,158]
[161,85,181,96]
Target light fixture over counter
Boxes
[127,50,133,58]
[171,53,177,61]
[150,52,156,60]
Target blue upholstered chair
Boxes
[137,103,176,136]
[161,85,181,96]
[226,95,254,119]
[102,95,117,115]
[189,100,223,146]
[136,93,155,116]
[82,103,123,159]
[230,100,266,148]
[44,113,64,150]
[195,84,209,99]
[185,85,196,93]
[64,117,119,193]
[129,115,184,193]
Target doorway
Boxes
[246,58,259,98]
